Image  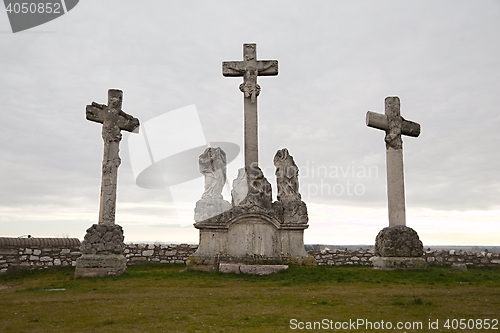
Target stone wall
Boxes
[0,239,198,274]
[1,238,499,274]
[309,248,375,266]
[422,249,500,266]
[309,248,500,267]
[0,238,81,274]
[125,243,198,265]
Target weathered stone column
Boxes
[366,96,425,270]
[75,89,140,278]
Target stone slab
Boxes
[372,256,426,270]
[219,263,288,275]
[451,263,468,272]
[74,254,127,278]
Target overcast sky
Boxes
[1,0,499,246]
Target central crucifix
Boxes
[223,43,278,169]
[189,45,313,272]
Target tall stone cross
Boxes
[86,89,140,225]
[366,96,420,227]
[222,43,278,168]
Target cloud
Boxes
[0,0,499,243]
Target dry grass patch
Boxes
[0,265,499,332]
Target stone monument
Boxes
[366,96,425,269]
[187,44,313,272]
[75,89,140,278]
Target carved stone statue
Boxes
[272,148,308,225]
[199,147,227,200]
[274,148,302,202]
[194,147,231,222]
[231,168,248,206]
[236,61,276,103]
[231,166,272,210]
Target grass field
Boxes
[0,265,499,333]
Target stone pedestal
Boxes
[189,147,314,273]
[74,254,127,277]
[188,165,314,272]
[74,223,127,278]
[194,198,232,222]
[372,225,426,270]
[187,208,314,271]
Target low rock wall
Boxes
[125,243,198,265]
[1,238,499,274]
[0,238,81,274]
[309,248,500,267]
[423,249,500,266]
[309,248,375,266]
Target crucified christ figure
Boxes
[227,62,276,103]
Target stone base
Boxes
[375,225,424,257]
[187,255,315,272]
[372,256,426,270]
[451,263,468,272]
[219,263,288,275]
[191,210,313,265]
[194,198,232,222]
[74,254,127,278]
[80,223,125,254]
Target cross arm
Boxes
[86,102,106,124]
[117,110,140,133]
[222,61,245,77]
[222,60,278,77]
[86,102,139,133]
[256,60,278,76]
[366,111,420,137]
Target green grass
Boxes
[0,265,499,332]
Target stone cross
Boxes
[223,43,278,168]
[366,96,420,227]
[86,89,140,224]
